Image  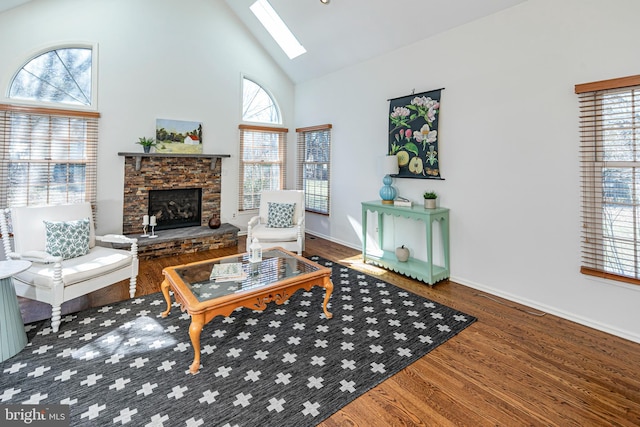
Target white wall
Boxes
[296,0,640,342]
[0,0,294,233]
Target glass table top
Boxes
[174,249,323,303]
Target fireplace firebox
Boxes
[148,188,202,231]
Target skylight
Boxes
[250,0,306,60]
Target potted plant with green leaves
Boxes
[136,137,157,153]
[423,191,437,209]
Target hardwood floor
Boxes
[23,235,640,426]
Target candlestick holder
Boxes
[148,224,158,238]
[141,224,149,237]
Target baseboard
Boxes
[303,232,640,344]
[305,230,361,251]
[26,228,636,342]
[451,275,640,344]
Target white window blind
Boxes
[238,124,287,211]
[0,104,99,209]
[576,75,640,285]
[296,124,331,215]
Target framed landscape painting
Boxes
[155,119,203,154]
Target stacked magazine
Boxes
[210,262,247,282]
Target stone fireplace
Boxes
[119,152,238,258]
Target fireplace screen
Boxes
[148,188,202,230]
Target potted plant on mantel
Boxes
[136,137,157,153]
[423,191,437,209]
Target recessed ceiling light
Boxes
[320,0,330,4]
[250,0,306,59]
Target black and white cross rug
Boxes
[0,256,476,426]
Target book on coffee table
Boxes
[210,262,246,282]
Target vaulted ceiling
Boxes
[1,0,527,84]
[224,0,527,83]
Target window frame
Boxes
[296,124,332,215]
[5,44,98,111]
[1,44,99,211]
[576,74,640,286]
[238,124,288,212]
[0,103,99,210]
[239,77,287,212]
[241,76,282,125]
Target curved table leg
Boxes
[160,279,172,318]
[189,314,205,374]
[322,277,334,319]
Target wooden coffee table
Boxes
[160,248,333,374]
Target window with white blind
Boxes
[296,124,331,215]
[0,105,99,208]
[238,124,287,211]
[1,46,97,211]
[576,74,640,285]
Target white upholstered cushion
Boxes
[13,246,134,289]
[249,223,299,242]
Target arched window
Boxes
[242,77,281,124]
[1,47,97,209]
[239,78,285,211]
[9,47,93,106]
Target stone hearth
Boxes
[113,224,239,260]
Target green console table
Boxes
[361,201,450,285]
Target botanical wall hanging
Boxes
[388,88,443,179]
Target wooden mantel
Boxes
[118,152,231,171]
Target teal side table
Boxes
[361,201,450,285]
[0,260,31,362]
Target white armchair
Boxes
[0,202,139,332]
[246,190,305,255]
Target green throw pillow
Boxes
[44,218,90,259]
[266,202,296,228]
